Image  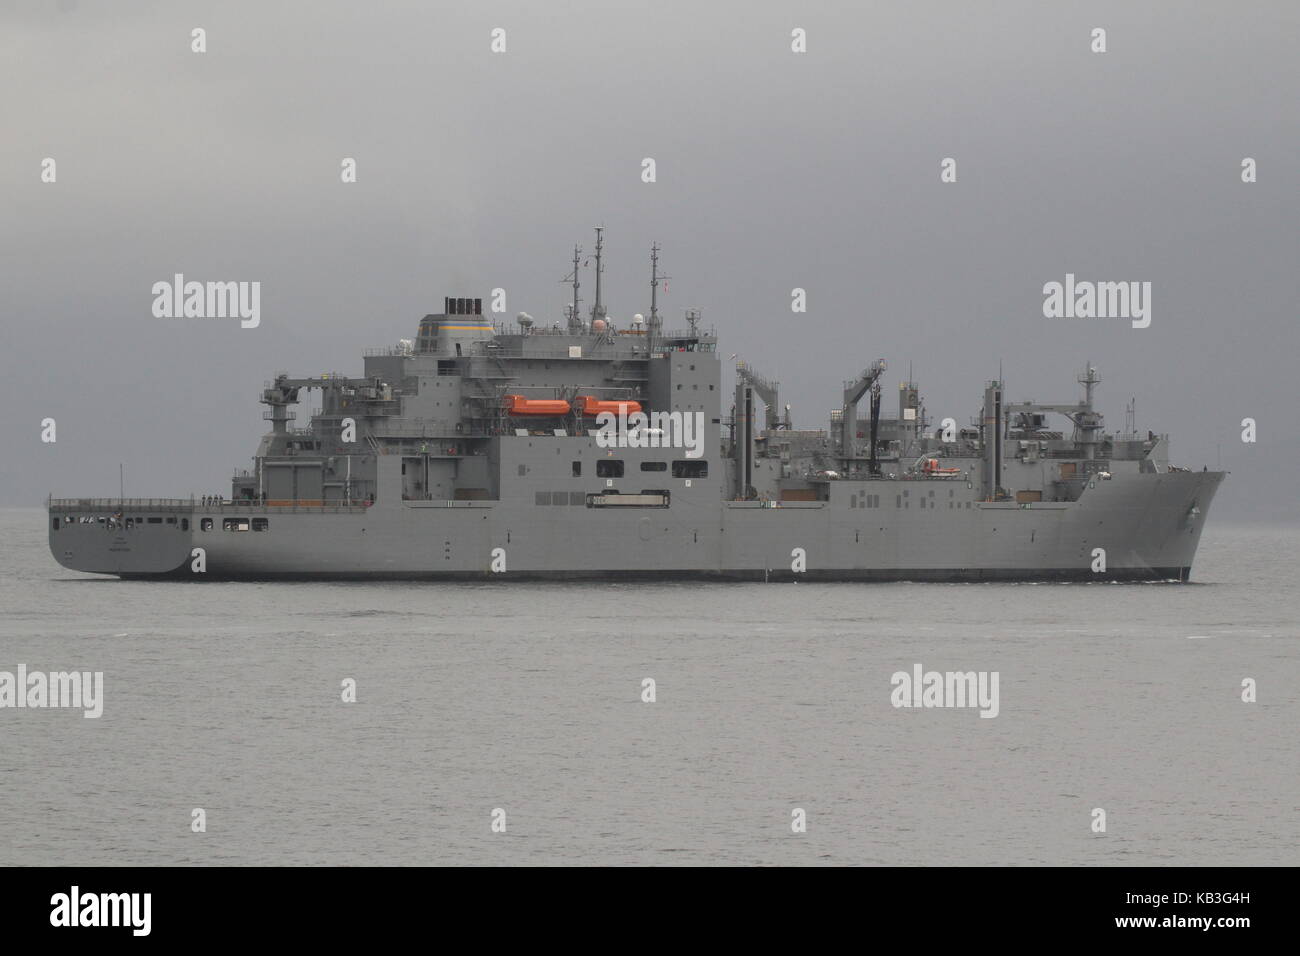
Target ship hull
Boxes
[49,470,1224,582]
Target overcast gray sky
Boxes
[3,0,1297,521]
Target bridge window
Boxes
[572,461,581,477]
[147,516,163,524]
[223,517,250,532]
[671,460,708,478]
[253,518,269,531]
[640,461,667,472]
[596,460,624,478]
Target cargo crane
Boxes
[735,362,787,432]
[732,360,786,500]
[866,376,883,475]
[840,359,887,468]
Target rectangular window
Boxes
[223,517,250,532]
[166,517,177,524]
[535,491,551,506]
[252,518,269,531]
[182,519,190,531]
[201,518,213,531]
[572,461,582,477]
[147,516,163,524]
[569,491,585,506]
[596,459,625,478]
[52,517,60,530]
[586,491,670,508]
[640,461,667,472]
[671,460,708,478]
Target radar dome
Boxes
[591,318,608,332]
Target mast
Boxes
[1079,362,1099,409]
[1076,363,1102,459]
[590,226,606,323]
[649,242,667,340]
[564,244,583,332]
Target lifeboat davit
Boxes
[504,395,571,416]
[573,395,643,417]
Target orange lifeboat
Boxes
[573,395,642,417]
[922,458,962,476]
[504,395,571,416]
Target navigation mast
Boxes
[649,242,668,341]
[590,226,606,324]
[563,244,583,332]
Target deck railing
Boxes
[49,497,373,513]
[50,498,193,511]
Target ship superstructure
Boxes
[49,232,1223,581]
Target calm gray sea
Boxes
[1,507,1296,866]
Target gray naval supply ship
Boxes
[50,231,1223,582]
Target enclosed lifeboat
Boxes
[921,458,962,477]
[503,395,571,416]
[572,396,643,416]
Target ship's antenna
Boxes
[649,242,667,339]
[563,244,583,332]
[590,226,606,323]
